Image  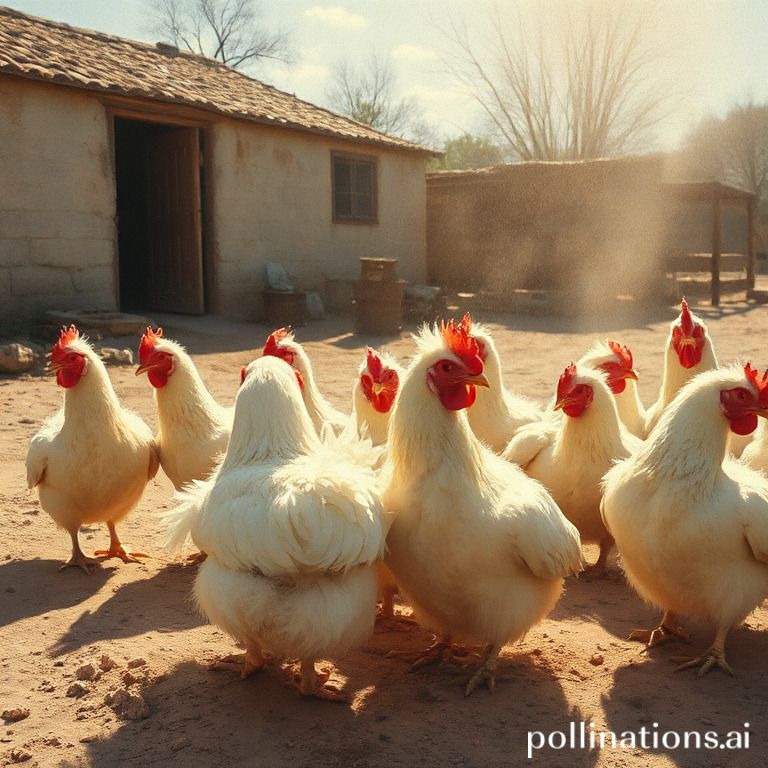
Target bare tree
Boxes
[326,53,437,146]
[148,0,291,69]
[443,2,671,160]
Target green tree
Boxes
[431,133,505,170]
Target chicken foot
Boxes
[388,637,480,670]
[585,536,615,577]
[209,642,267,678]
[375,587,417,632]
[95,521,148,564]
[296,660,347,702]
[673,626,735,677]
[465,643,501,697]
[627,610,691,648]
[60,528,101,574]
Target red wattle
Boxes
[440,383,476,411]
[56,368,82,388]
[148,369,169,388]
[730,413,758,436]
[678,346,702,369]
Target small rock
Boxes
[0,344,36,374]
[126,658,146,670]
[589,654,605,666]
[79,735,99,744]
[75,664,99,682]
[66,683,88,699]
[1,708,29,723]
[99,348,133,366]
[170,737,189,752]
[9,748,32,763]
[53,661,64,668]
[104,689,150,721]
[99,655,118,672]
[120,671,138,686]
[43,737,61,747]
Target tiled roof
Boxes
[0,6,431,154]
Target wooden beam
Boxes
[711,187,721,307]
[747,197,756,290]
[665,253,746,273]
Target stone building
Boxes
[0,8,432,324]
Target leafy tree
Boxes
[430,133,505,170]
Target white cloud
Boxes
[391,44,438,63]
[304,6,367,29]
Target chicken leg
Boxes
[586,535,615,576]
[375,586,417,632]
[465,643,501,696]
[60,528,101,574]
[628,610,691,647]
[95,521,147,563]
[673,625,735,677]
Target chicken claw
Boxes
[627,611,690,648]
[465,644,500,697]
[375,609,417,633]
[209,646,266,678]
[297,661,347,702]
[95,521,147,563]
[59,551,101,574]
[673,647,735,677]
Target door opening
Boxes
[114,117,205,314]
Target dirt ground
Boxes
[2,298,768,768]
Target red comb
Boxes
[53,325,79,352]
[679,298,694,336]
[745,363,768,407]
[139,327,163,364]
[556,362,578,402]
[439,318,483,375]
[262,327,291,357]
[366,347,384,381]
[607,340,633,370]
[459,313,473,333]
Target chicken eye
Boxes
[441,362,453,373]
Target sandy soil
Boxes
[2,299,768,768]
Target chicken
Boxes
[601,363,768,675]
[644,298,717,437]
[351,347,402,447]
[26,325,159,572]
[166,355,385,700]
[350,347,408,625]
[382,319,582,695]
[577,340,645,438]
[135,327,233,490]
[742,422,768,472]
[260,327,348,436]
[460,314,545,452]
[503,363,641,574]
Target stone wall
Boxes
[0,77,116,326]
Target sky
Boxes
[6,1,768,151]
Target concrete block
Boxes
[10,265,73,296]
[0,239,31,267]
[71,265,114,294]
[30,239,112,269]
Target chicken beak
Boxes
[625,369,639,381]
[47,360,64,372]
[464,373,490,389]
[135,364,151,377]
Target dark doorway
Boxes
[114,117,205,314]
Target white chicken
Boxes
[460,314,545,452]
[602,363,768,675]
[504,363,641,574]
[26,325,159,572]
[260,327,348,436]
[135,327,233,490]
[382,319,582,695]
[167,355,385,700]
[351,347,402,447]
[350,347,407,624]
[742,422,768,472]
[577,340,645,438]
[644,298,717,437]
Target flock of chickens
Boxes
[24,299,768,700]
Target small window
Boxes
[332,152,378,223]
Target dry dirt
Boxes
[2,300,768,768]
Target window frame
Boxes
[331,150,379,225]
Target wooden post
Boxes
[711,186,721,307]
[747,196,756,291]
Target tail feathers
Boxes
[161,479,210,553]
[320,419,384,471]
